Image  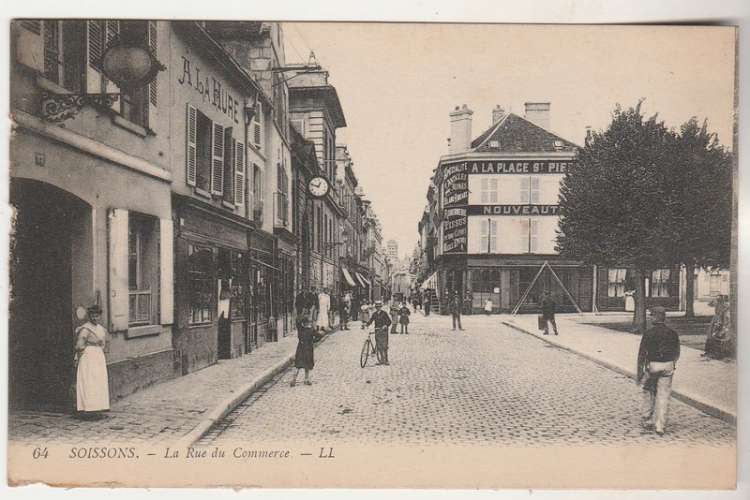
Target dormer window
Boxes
[553,140,564,150]
[489,140,500,148]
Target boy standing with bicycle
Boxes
[367,300,392,365]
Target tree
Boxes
[661,118,732,319]
[557,102,677,333]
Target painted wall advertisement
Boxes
[441,162,468,254]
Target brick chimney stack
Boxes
[492,105,506,125]
[524,102,551,131]
[449,104,473,154]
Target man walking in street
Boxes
[637,306,680,436]
[366,300,392,365]
[450,291,463,331]
[541,290,558,335]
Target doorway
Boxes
[9,179,90,410]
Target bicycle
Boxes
[360,328,384,368]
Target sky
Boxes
[283,23,736,260]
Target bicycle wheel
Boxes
[360,339,371,368]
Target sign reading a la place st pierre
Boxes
[442,160,575,175]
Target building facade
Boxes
[10,19,177,406]
[420,103,680,314]
[288,67,347,299]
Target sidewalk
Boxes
[500,313,736,424]
[9,331,307,446]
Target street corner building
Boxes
[8,19,389,412]
[417,103,682,314]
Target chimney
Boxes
[585,125,593,146]
[449,104,473,153]
[524,102,550,131]
[492,105,506,125]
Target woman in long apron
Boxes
[75,305,110,419]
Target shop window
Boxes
[481,178,498,203]
[520,177,540,204]
[218,249,247,320]
[188,244,214,324]
[607,268,628,297]
[128,214,158,326]
[651,269,671,298]
[480,219,497,253]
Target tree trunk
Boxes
[632,269,648,334]
[684,262,695,319]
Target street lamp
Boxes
[41,36,165,122]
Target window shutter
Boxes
[108,208,130,332]
[253,101,262,149]
[247,163,256,220]
[530,177,540,203]
[235,141,246,206]
[146,21,158,129]
[85,20,104,94]
[105,20,120,112]
[160,217,174,325]
[185,104,197,186]
[211,122,225,195]
[520,177,530,204]
[15,20,44,72]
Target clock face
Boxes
[308,176,330,198]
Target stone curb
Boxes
[501,321,737,426]
[173,326,340,448]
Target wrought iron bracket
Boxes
[41,92,121,123]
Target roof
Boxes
[288,84,347,128]
[470,113,579,152]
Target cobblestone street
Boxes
[201,312,735,447]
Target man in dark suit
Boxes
[450,291,463,331]
[637,306,680,436]
[366,300,392,365]
[541,291,558,335]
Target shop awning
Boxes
[355,272,371,287]
[420,271,438,290]
[341,267,357,287]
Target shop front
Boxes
[173,197,251,374]
[249,230,276,346]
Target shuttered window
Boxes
[211,122,225,195]
[186,104,197,186]
[234,142,246,206]
[480,219,497,253]
[480,178,498,203]
[252,101,263,149]
[87,20,104,72]
[520,177,540,204]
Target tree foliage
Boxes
[557,101,732,330]
[557,102,675,271]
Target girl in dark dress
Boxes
[291,314,315,386]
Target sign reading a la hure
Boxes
[177,55,242,125]
[443,160,575,175]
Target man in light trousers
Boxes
[637,306,680,436]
